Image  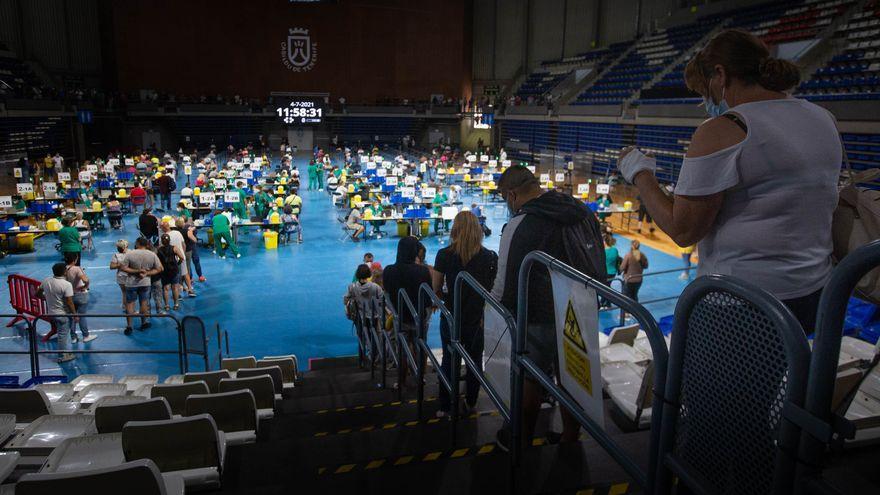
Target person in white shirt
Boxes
[180,183,193,201]
[36,263,77,363]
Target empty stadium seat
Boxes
[183,370,231,393]
[0,451,20,485]
[5,415,96,455]
[17,459,184,495]
[221,356,257,374]
[218,376,275,420]
[70,374,114,392]
[607,362,654,430]
[149,382,210,416]
[236,366,284,397]
[0,389,76,424]
[185,390,258,446]
[76,383,127,406]
[119,375,159,393]
[121,414,226,489]
[40,433,125,475]
[34,383,73,403]
[0,414,15,444]
[95,397,173,434]
[87,395,147,415]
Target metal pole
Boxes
[28,319,39,378]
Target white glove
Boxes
[618,148,656,183]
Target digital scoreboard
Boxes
[274,97,326,125]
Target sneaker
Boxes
[198,276,206,282]
[83,334,98,343]
[495,429,511,452]
[188,291,197,297]
[124,327,133,335]
[70,336,78,344]
[235,253,241,258]
[219,255,226,259]
[57,353,76,363]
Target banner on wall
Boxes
[549,272,604,428]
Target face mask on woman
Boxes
[704,76,729,118]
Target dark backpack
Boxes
[157,246,179,275]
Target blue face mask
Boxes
[704,85,729,118]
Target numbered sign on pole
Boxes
[502,159,511,167]
[480,155,489,162]
[555,172,565,183]
[86,164,98,173]
[400,187,415,198]
[224,191,240,203]
[596,184,610,194]
[124,158,134,167]
[539,173,550,183]
[104,163,115,174]
[13,168,22,178]
[250,162,261,171]
[184,165,192,176]
[108,158,120,166]
[16,183,34,194]
[0,196,12,208]
[213,179,227,189]
[376,168,387,177]
[243,157,252,164]
[366,162,376,170]
[467,155,477,163]
[404,175,418,186]
[488,160,498,167]
[199,192,216,205]
[43,182,57,194]
[392,167,403,177]
[240,170,253,179]
[57,172,71,182]
[423,187,436,199]
[385,176,398,186]
[577,183,590,195]
[79,171,91,182]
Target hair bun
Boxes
[757,57,800,92]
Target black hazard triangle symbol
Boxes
[563,300,586,352]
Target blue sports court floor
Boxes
[0,155,689,381]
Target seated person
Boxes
[346,207,365,242]
[72,212,92,250]
[105,195,123,229]
[432,189,449,233]
[280,206,302,243]
[176,201,192,219]
[365,200,386,236]
[180,182,194,202]
[332,183,347,205]
[130,183,147,212]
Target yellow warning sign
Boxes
[563,300,586,351]
[561,299,593,396]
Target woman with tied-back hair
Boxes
[617,29,841,332]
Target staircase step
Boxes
[283,381,441,414]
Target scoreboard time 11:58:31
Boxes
[274,99,324,124]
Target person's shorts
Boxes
[125,286,151,304]
[161,272,181,286]
[346,223,360,231]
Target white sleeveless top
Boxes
[674,98,840,299]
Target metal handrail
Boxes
[387,292,418,400]
[396,289,425,413]
[511,251,670,493]
[2,313,199,377]
[452,271,513,424]
[417,283,454,423]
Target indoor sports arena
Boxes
[0,0,878,493]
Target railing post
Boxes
[450,288,463,449]
[381,299,388,390]
[28,318,39,378]
[510,256,532,474]
[416,300,425,422]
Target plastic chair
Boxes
[183,370,231,394]
[655,275,810,495]
[256,358,296,390]
[218,376,275,420]
[185,390,258,446]
[16,459,184,495]
[95,397,173,434]
[220,356,257,374]
[0,389,52,423]
[236,366,283,396]
[149,382,209,416]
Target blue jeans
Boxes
[52,316,70,353]
[69,292,89,338]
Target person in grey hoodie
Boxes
[344,264,384,323]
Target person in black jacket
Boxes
[383,236,432,388]
[492,166,606,450]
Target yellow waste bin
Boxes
[396,221,409,237]
[16,233,35,252]
[420,220,429,237]
[263,231,278,249]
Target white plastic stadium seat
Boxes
[133,384,154,398]
[70,374,114,392]
[162,375,184,385]
[87,395,147,416]
[601,360,648,388]
[0,414,15,444]
[221,356,258,375]
[121,414,226,489]
[5,415,95,455]
[0,389,76,426]
[607,362,654,430]
[40,433,125,474]
[600,342,649,365]
[76,383,128,406]
[119,375,159,393]
[17,459,184,495]
[841,336,879,362]
[0,451,20,485]
[185,390,258,446]
[34,384,74,403]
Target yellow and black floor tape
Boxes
[313,396,438,415]
[313,409,502,437]
[317,435,578,476]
